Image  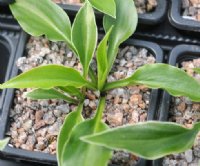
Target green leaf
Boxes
[103,0,138,72]
[88,0,116,18]
[57,103,84,166]
[58,86,84,100]
[72,2,97,78]
[61,97,112,166]
[104,64,200,102]
[82,121,200,160]
[0,138,9,150]
[26,88,78,104]
[193,68,200,74]
[10,0,72,45]
[0,65,90,89]
[97,27,113,90]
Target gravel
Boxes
[163,58,200,166]
[182,0,200,21]
[52,0,158,14]
[7,36,155,165]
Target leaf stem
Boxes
[103,78,136,92]
[94,97,106,124]
[89,67,97,86]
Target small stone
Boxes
[18,132,27,144]
[53,109,62,118]
[35,110,44,123]
[56,104,70,113]
[185,149,193,162]
[182,0,190,8]
[36,142,46,151]
[130,94,142,105]
[89,101,96,110]
[22,120,33,131]
[84,99,90,106]
[114,96,121,104]
[107,111,123,127]
[43,112,56,125]
[87,93,96,100]
[177,102,186,112]
[48,122,61,135]
[119,59,127,66]
[34,120,46,130]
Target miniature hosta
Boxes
[1,0,200,165]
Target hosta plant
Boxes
[1,0,200,165]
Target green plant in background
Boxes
[1,0,200,165]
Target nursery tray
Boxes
[169,0,200,33]
[0,32,164,166]
[153,44,200,166]
[0,30,24,125]
[158,44,200,122]
[58,0,167,25]
[0,6,20,31]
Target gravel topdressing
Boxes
[52,0,158,14]
[7,36,155,166]
[163,58,200,166]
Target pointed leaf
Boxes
[72,2,97,77]
[82,122,200,160]
[10,0,72,44]
[88,0,116,18]
[0,138,9,150]
[104,64,200,102]
[97,27,113,90]
[57,103,83,166]
[0,65,89,89]
[26,88,78,104]
[103,0,138,71]
[61,97,112,166]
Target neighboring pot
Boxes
[58,0,168,25]
[0,6,20,31]
[0,33,164,165]
[169,0,200,33]
[156,44,200,165]
[0,29,25,118]
[0,30,27,158]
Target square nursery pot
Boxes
[57,0,167,25]
[155,44,200,165]
[0,29,27,160]
[169,0,200,33]
[0,30,164,166]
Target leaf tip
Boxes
[0,137,10,151]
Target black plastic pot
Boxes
[155,44,200,166]
[158,44,200,122]
[58,0,167,25]
[0,33,164,165]
[0,30,29,160]
[0,29,25,122]
[0,5,20,31]
[169,0,200,33]
[0,0,168,26]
